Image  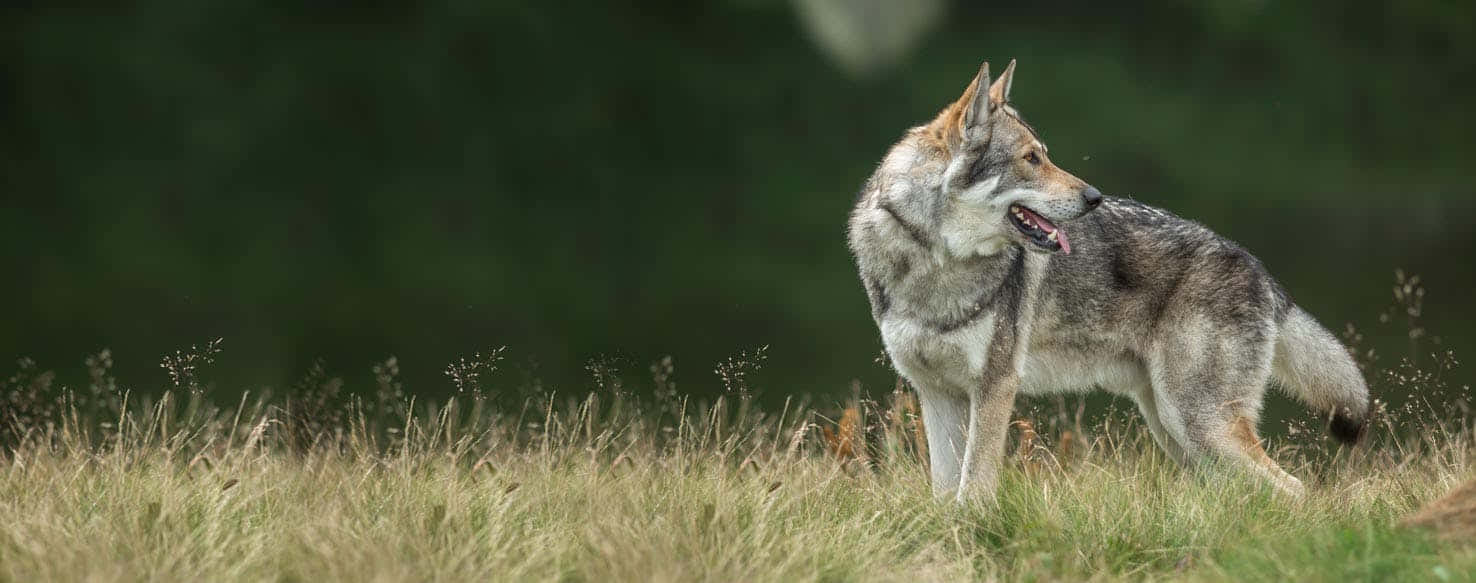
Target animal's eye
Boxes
[1023,152,1041,165]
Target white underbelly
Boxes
[1018,348,1148,397]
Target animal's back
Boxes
[1022,197,1368,440]
[1029,197,1284,340]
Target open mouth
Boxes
[1008,205,1072,254]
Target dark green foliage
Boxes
[2,1,1474,398]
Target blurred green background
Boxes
[3,0,1473,404]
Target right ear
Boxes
[961,61,992,132]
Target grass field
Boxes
[1,362,1472,582]
[1,275,1473,582]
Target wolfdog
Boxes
[848,60,1369,500]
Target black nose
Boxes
[1081,185,1103,209]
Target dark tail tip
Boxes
[1329,411,1367,445]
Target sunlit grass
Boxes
[0,377,1471,582]
[1,272,1471,581]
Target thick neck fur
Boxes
[848,131,1023,328]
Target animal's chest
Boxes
[880,312,1003,392]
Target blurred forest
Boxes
[2,0,1474,405]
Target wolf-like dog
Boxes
[848,60,1369,501]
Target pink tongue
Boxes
[1021,208,1072,255]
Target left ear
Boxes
[988,59,1016,107]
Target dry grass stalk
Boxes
[822,404,863,460]
[1403,477,1476,540]
[883,381,927,462]
[1014,419,1044,475]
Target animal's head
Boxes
[926,60,1101,256]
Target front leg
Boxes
[914,384,970,497]
[956,372,1020,502]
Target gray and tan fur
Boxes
[848,60,1369,501]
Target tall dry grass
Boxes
[0,272,1471,581]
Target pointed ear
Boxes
[961,61,992,130]
[988,59,1016,107]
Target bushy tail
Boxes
[1271,307,1371,444]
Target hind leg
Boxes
[1148,324,1305,495]
[1132,385,1191,466]
[1103,361,1190,465]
